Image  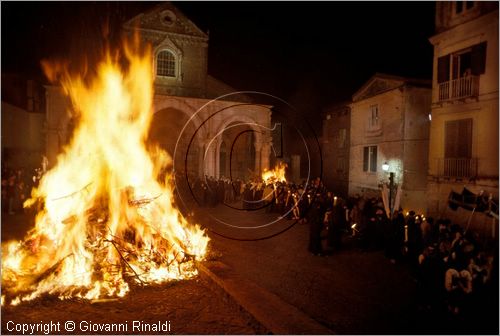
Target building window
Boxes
[438,45,484,82]
[437,42,486,101]
[337,128,346,148]
[455,1,475,15]
[363,146,377,173]
[445,119,472,159]
[369,105,379,128]
[336,156,346,173]
[156,50,176,77]
[444,119,474,177]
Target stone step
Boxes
[198,260,334,335]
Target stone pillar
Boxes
[205,139,217,178]
[254,141,262,177]
[261,142,271,173]
[215,141,220,179]
[198,143,205,178]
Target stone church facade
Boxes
[45,3,272,181]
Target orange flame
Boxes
[1,39,208,305]
[262,162,287,185]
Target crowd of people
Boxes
[186,174,498,319]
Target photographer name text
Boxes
[5,320,171,334]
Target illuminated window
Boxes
[157,50,176,77]
[363,146,377,173]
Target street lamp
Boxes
[382,162,395,216]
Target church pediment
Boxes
[124,2,208,40]
[352,74,406,102]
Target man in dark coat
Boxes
[308,194,325,256]
[328,198,346,253]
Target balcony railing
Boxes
[438,75,479,102]
[437,158,478,178]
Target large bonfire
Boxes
[261,162,287,185]
[1,39,209,306]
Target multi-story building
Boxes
[349,73,431,214]
[321,102,351,197]
[427,2,499,224]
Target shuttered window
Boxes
[363,147,369,172]
[438,42,487,83]
[337,128,347,148]
[370,146,377,172]
[363,146,377,172]
[437,55,450,84]
[471,42,487,76]
[445,119,472,158]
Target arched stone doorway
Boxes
[148,107,200,176]
[217,122,256,181]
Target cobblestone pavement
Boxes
[1,277,261,335]
[194,203,498,334]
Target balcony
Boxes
[438,75,479,102]
[437,158,478,179]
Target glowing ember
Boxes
[1,39,209,305]
[262,162,287,184]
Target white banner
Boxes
[381,185,390,218]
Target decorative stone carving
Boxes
[124,3,207,39]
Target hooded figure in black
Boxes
[308,194,325,256]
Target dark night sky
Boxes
[1,1,436,111]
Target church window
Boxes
[157,50,176,77]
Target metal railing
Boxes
[438,75,479,102]
[438,158,478,178]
